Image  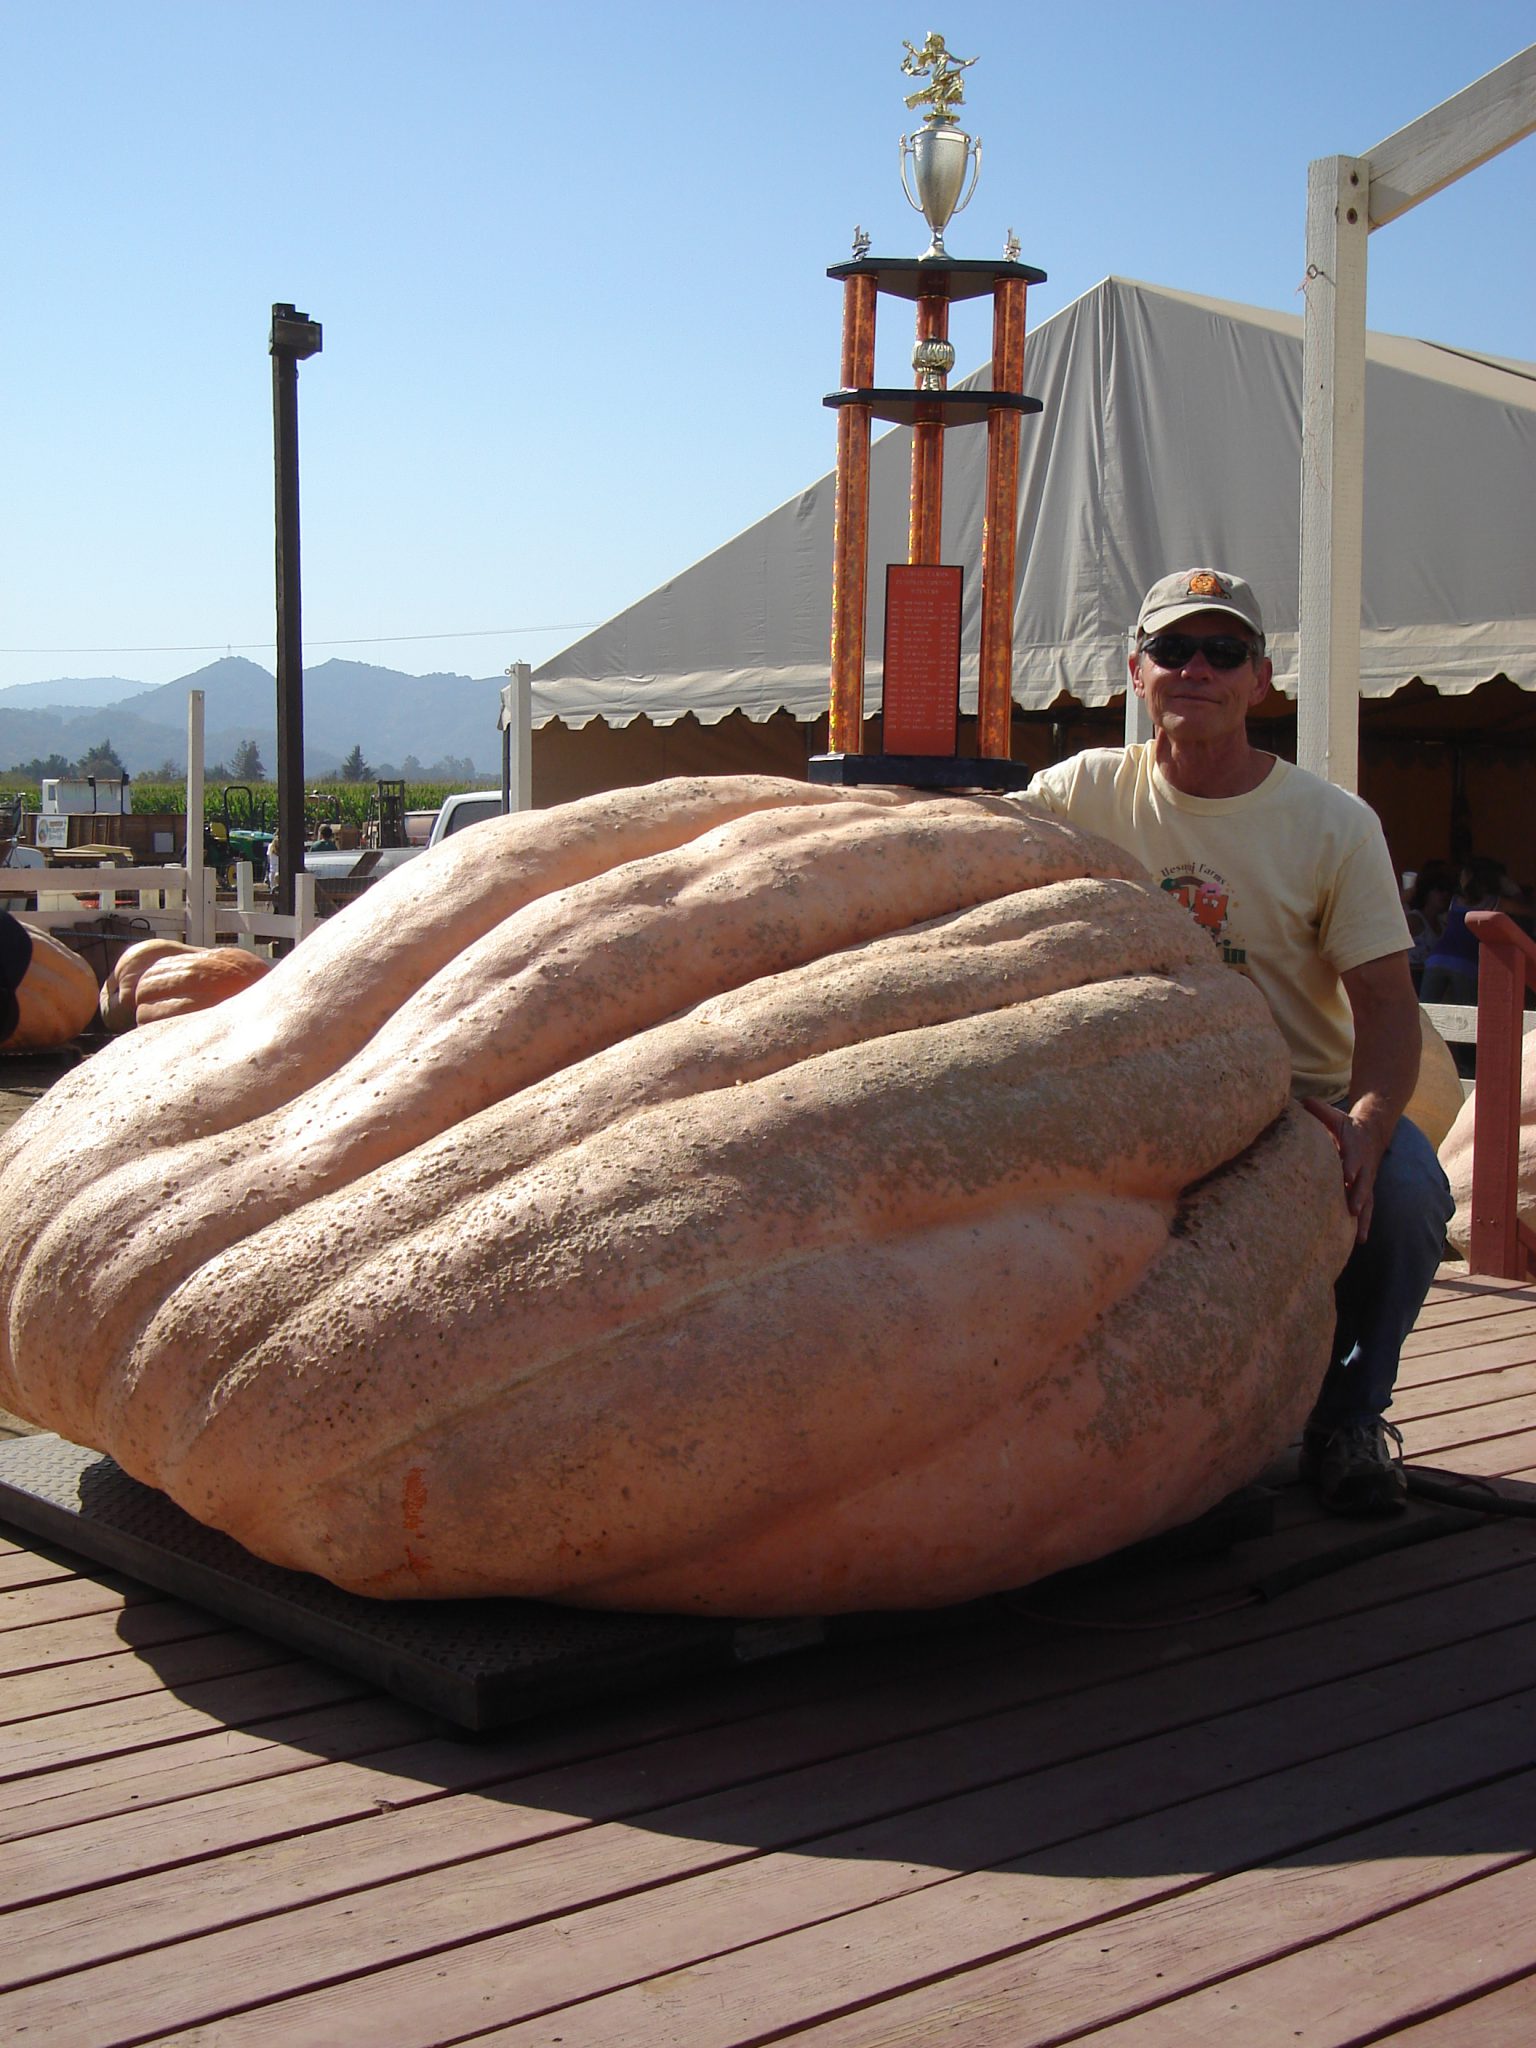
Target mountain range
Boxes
[0,657,508,778]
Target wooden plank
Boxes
[1410,1283,1536,1330]
[0,1660,377,1783]
[0,1629,290,1729]
[18,1576,1536,2043]
[1385,1973,1536,2043]
[1410,1431,1536,1481]
[0,1600,233,1680]
[0,1551,82,1592]
[755,1770,1536,2046]
[359,1689,1536,2048]
[0,1617,1024,1850]
[1363,46,1536,229]
[1401,1391,1536,1458]
[1400,1326,1536,1381]
[10,1519,1533,1898]
[0,1696,428,1845]
[0,1575,161,1632]
[1391,1359,1536,1423]
[1062,1854,1536,2044]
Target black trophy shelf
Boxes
[826,255,1047,301]
[824,388,1042,428]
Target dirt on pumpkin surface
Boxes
[1,1043,105,1438]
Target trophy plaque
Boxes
[809,35,1045,792]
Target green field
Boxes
[0,777,499,828]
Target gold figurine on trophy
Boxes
[900,32,976,122]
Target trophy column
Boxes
[811,255,1045,792]
[828,272,878,755]
[978,272,1028,760]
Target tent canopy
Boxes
[532,276,1536,729]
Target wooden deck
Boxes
[2,1270,1536,2044]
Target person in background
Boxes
[1404,861,1457,992]
[1419,856,1520,1008]
[1021,566,1453,1517]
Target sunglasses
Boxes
[1141,630,1259,671]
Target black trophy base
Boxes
[808,752,1033,793]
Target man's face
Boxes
[1129,608,1272,744]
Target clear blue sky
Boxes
[3,1,1532,694]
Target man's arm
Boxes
[1306,950,1422,1243]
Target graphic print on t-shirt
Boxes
[1158,865,1249,970]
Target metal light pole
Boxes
[270,302,322,918]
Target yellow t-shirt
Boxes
[1023,745,1411,1099]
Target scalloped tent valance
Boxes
[531,276,1535,730]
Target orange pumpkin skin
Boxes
[131,945,271,1024]
[1405,1009,1465,1154]
[0,777,1353,1615]
[99,939,193,1032]
[2,926,99,1052]
[1441,1034,1536,1256]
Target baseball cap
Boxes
[1135,568,1265,640]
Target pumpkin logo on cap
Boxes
[1186,571,1228,598]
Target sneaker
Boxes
[1300,1420,1408,1517]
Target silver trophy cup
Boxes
[900,122,981,260]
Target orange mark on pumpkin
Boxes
[404,1545,434,1581]
[402,1466,428,1534]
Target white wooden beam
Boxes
[1364,46,1536,228]
[184,688,207,945]
[1297,156,1370,791]
[501,661,533,812]
[1123,666,1152,746]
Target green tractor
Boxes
[204,786,273,887]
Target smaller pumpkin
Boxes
[99,939,194,1032]
[1441,1031,1536,1257]
[0,917,100,1053]
[1405,1007,1466,1152]
[132,944,271,1026]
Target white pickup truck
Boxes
[299,791,506,902]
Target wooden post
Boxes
[1298,155,1368,794]
[977,277,1026,759]
[270,304,322,919]
[828,274,877,754]
[184,688,207,946]
[501,661,533,812]
[1467,910,1536,1279]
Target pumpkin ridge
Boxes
[0,779,910,1193]
[24,883,1217,1434]
[13,820,1178,1417]
[125,980,1287,1528]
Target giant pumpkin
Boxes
[0,917,99,1053]
[0,778,1353,1614]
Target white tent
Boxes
[532,276,1536,728]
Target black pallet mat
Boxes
[0,1433,1274,1733]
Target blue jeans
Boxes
[1307,1111,1455,1434]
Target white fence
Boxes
[1,861,317,954]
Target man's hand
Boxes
[1303,1096,1389,1242]
[1306,951,1422,1244]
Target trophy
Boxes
[809,38,1046,791]
[899,33,981,261]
